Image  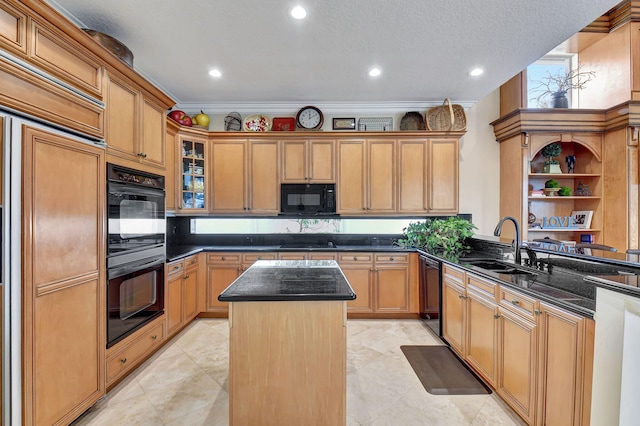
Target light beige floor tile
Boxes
[135,351,205,394]
[163,400,229,426]
[72,394,162,426]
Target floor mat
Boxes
[400,345,491,395]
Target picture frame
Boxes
[332,117,356,130]
[571,210,593,229]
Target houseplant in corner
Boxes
[529,66,596,108]
[396,217,477,259]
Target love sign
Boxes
[541,216,577,229]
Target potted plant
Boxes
[529,66,595,108]
[544,179,560,196]
[541,143,563,173]
[396,217,477,258]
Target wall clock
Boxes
[296,106,324,130]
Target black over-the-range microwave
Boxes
[280,183,336,215]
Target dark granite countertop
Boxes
[166,244,411,262]
[583,274,640,299]
[217,260,357,302]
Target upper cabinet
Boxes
[105,71,169,173]
[281,138,335,183]
[179,131,208,211]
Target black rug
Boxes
[400,345,491,395]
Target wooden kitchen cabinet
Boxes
[281,138,335,183]
[165,117,180,211]
[374,253,410,312]
[442,264,467,356]
[166,255,200,337]
[429,138,459,213]
[206,253,242,313]
[105,72,167,172]
[210,139,279,214]
[339,253,374,312]
[179,132,208,211]
[22,125,105,425]
[337,138,395,214]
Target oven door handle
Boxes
[108,181,165,198]
[108,256,164,280]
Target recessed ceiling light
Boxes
[369,68,382,77]
[290,6,307,19]
[209,69,222,78]
[469,68,484,77]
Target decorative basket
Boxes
[400,111,426,130]
[83,29,133,67]
[426,98,467,131]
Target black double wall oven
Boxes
[106,163,166,348]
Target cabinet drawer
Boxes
[442,264,465,285]
[374,253,409,264]
[338,253,373,264]
[467,273,497,300]
[308,252,337,261]
[278,253,307,261]
[184,255,199,268]
[242,253,277,263]
[167,260,184,277]
[499,287,538,320]
[207,253,242,264]
[106,319,165,384]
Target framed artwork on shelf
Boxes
[571,210,593,229]
[332,117,356,130]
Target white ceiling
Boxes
[47,0,619,112]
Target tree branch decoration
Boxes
[541,142,562,165]
[529,66,596,107]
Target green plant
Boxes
[558,186,572,196]
[541,143,562,165]
[396,217,477,258]
[545,179,559,188]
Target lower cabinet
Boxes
[105,315,166,388]
[166,255,200,337]
[338,252,417,314]
[441,263,594,426]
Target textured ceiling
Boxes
[47,0,619,110]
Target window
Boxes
[527,54,575,108]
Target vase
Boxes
[543,163,562,173]
[551,91,569,108]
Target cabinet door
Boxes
[465,290,498,387]
[341,265,373,312]
[337,139,366,213]
[375,266,409,312]
[140,97,165,169]
[309,139,335,182]
[398,139,428,213]
[0,2,28,55]
[211,140,246,213]
[429,138,459,213]
[248,140,279,213]
[179,136,207,211]
[442,278,466,357]
[368,139,396,212]
[22,125,105,425]
[166,273,184,336]
[183,267,199,322]
[105,75,138,162]
[497,307,538,425]
[207,265,240,312]
[537,302,589,426]
[281,139,307,182]
[165,120,179,211]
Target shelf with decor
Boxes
[528,196,601,201]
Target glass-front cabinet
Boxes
[179,135,207,211]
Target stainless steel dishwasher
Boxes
[419,254,442,336]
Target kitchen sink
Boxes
[465,259,538,276]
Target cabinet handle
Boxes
[184,274,189,279]
[353,257,358,261]
[172,265,180,270]
[151,335,157,340]
[458,294,464,299]
[494,314,500,319]
[222,256,226,260]
[370,268,374,271]
[511,300,519,305]
[390,257,394,261]
[534,309,542,315]
[120,358,127,364]
[375,268,379,272]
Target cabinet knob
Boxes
[222,257,225,260]
[353,257,358,261]
[458,294,464,299]
[534,309,542,315]
[184,274,189,279]
[172,266,179,270]
[121,358,127,364]
[390,257,394,261]
[151,335,157,340]
[511,300,520,305]
[494,314,500,319]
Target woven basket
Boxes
[400,111,426,130]
[426,98,467,131]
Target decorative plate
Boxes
[243,114,272,132]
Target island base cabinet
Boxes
[229,300,346,426]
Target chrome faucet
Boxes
[494,216,521,265]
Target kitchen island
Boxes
[218,260,356,426]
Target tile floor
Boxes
[72,319,525,425]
